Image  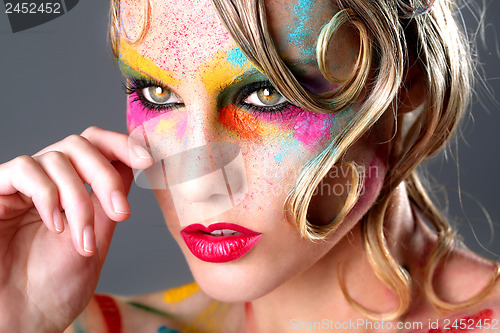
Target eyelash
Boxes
[123,78,291,118]
[237,81,290,118]
[123,78,184,114]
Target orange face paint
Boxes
[219,104,263,141]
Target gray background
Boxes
[0,1,498,295]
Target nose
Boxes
[129,106,248,226]
[166,142,248,226]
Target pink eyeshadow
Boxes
[127,96,152,130]
[288,106,334,147]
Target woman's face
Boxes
[119,0,390,301]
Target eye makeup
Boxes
[120,41,335,150]
[200,47,252,95]
[291,107,335,146]
[125,75,335,148]
[118,42,180,87]
[219,104,263,141]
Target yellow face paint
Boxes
[118,40,181,87]
[181,301,229,333]
[200,47,253,95]
[163,281,200,304]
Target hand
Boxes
[0,126,152,332]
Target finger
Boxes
[35,127,153,171]
[37,135,131,223]
[0,155,61,233]
[34,151,96,256]
[0,193,31,220]
[114,160,134,194]
[82,126,153,171]
[93,161,134,265]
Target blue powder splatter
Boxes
[226,47,248,68]
[158,326,180,333]
[274,150,285,163]
[287,0,315,58]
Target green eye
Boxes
[256,87,283,105]
[244,86,287,107]
[142,86,182,105]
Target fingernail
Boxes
[133,145,152,160]
[83,225,96,253]
[111,190,130,214]
[53,209,64,233]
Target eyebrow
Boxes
[117,42,269,93]
[215,67,264,91]
[117,42,181,87]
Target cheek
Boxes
[291,106,335,147]
[218,105,336,194]
[219,104,335,150]
[346,149,388,220]
[127,98,188,142]
[127,96,153,130]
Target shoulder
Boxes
[109,281,243,333]
[405,246,500,333]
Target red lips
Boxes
[181,223,262,263]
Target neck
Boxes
[245,184,423,332]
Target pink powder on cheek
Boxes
[175,114,187,140]
[127,97,151,130]
[126,97,187,142]
[289,106,335,147]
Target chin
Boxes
[187,257,284,303]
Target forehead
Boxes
[120,0,235,75]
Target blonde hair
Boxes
[108,0,499,320]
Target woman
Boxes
[0,0,499,332]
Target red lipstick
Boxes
[181,223,261,263]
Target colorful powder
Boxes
[219,105,262,141]
[155,112,188,141]
[163,282,200,304]
[127,99,163,130]
[291,106,334,146]
[127,301,175,318]
[274,150,286,163]
[180,301,227,333]
[220,103,334,149]
[286,0,316,59]
[200,49,251,95]
[226,47,249,68]
[118,42,180,86]
[158,326,180,333]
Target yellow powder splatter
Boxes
[200,48,251,95]
[181,301,228,333]
[156,119,176,133]
[163,281,200,304]
[118,40,180,86]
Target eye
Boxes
[142,86,183,105]
[243,86,288,107]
